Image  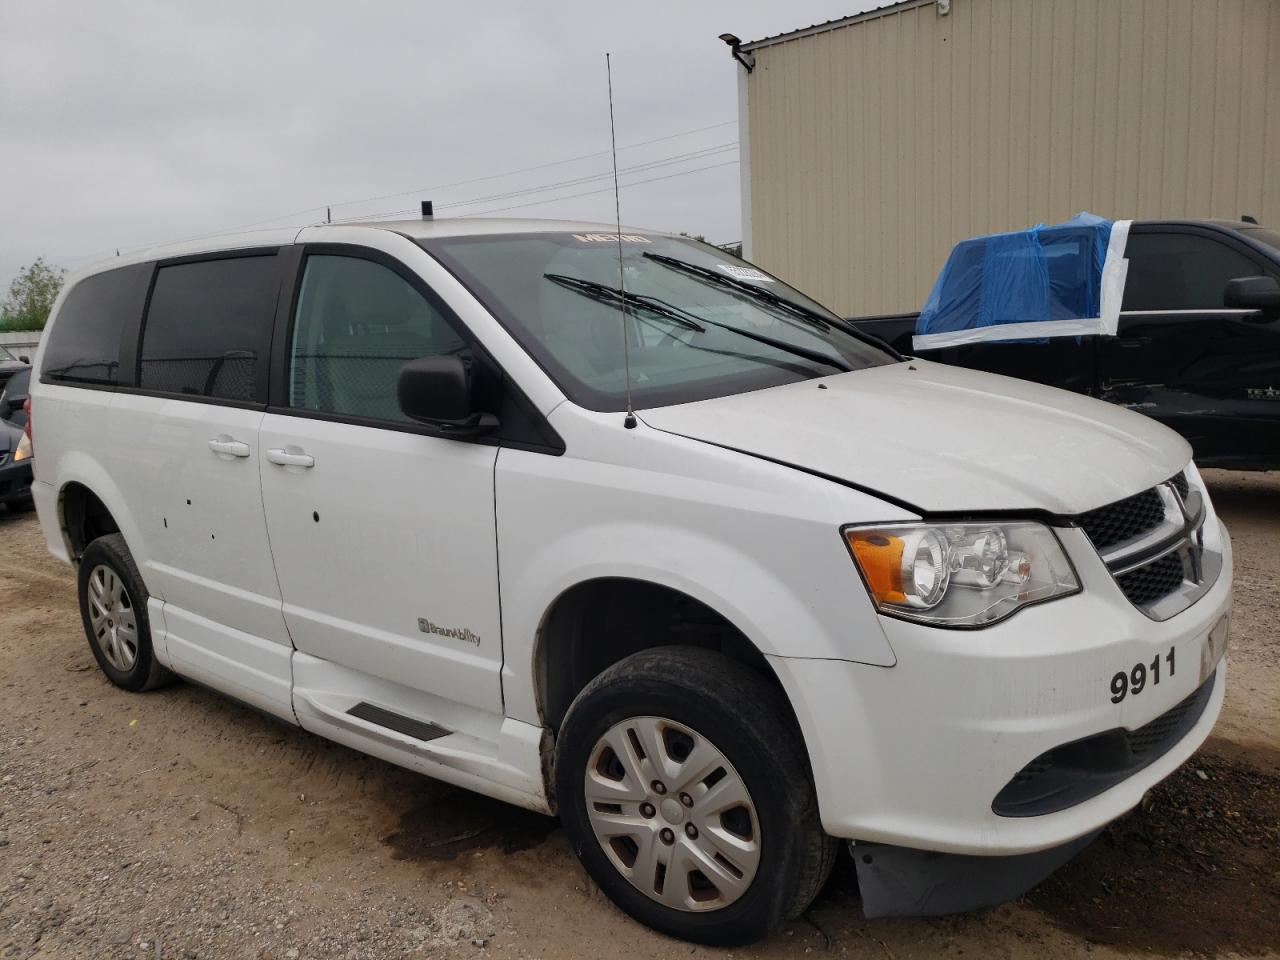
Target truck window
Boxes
[1122,233,1266,311]
[41,265,142,385]
[138,255,278,401]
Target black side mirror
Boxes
[1224,276,1280,312]
[398,355,498,437]
[18,356,29,364]
[4,394,27,415]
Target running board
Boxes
[346,701,450,742]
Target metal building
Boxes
[729,0,1280,317]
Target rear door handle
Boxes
[266,447,315,468]
[207,436,251,458]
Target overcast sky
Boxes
[0,1,877,290]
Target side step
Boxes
[346,701,450,742]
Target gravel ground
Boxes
[1,469,1277,960]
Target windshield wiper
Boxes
[544,273,849,374]
[641,252,841,331]
[544,273,705,331]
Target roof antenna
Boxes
[606,53,638,430]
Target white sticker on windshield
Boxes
[716,264,775,283]
[572,233,652,243]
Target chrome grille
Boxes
[1080,470,1219,621]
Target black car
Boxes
[851,219,1280,470]
[0,366,33,510]
[0,344,31,392]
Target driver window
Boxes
[1122,233,1266,312]
[289,255,469,423]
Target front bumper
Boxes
[769,519,1232,856]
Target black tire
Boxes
[4,495,34,513]
[554,646,837,946]
[77,533,173,692]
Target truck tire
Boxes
[77,533,173,692]
[554,646,836,946]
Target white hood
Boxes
[639,360,1191,515]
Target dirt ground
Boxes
[1,469,1277,960]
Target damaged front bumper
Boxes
[851,829,1101,918]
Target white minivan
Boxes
[30,218,1230,945]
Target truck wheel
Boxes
[554,646,836,946]
[77,534,173,692]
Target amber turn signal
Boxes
[845,530,906,604]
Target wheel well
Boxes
[62,483,120,560]
[535,578,784,732]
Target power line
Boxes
[72,119,738,264]
[326,120,738,211]
[336,142,736,222]
[316,157,741,225]
[436,143,736,211]
[459,159,740,218]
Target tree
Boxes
[3,258,66,330]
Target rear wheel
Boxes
[555,646,836,946]
[77,534,173,692]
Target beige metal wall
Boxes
[744,0,1280,317]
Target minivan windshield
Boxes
[421,233,896,411]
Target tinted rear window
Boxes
[41,265,142,385]
[139,254,279,401]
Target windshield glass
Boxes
[0,346,16,362]
[1241,226,1280,256]
[421,233,895,411]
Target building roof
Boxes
[739,0,935,52]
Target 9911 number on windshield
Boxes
[1111,647,1175,703]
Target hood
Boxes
[638,360,1190,515]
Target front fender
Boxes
[496,442,901,725]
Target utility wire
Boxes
[459,158,740,218]
[333,158,741,224]
[72,119,738,264]
[436,143,735,210]
[324,146,738,223]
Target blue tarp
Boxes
[914,213,1121,349]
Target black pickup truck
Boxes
[851,219,1280,470]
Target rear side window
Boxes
[41,266,140,385]
[1123,233,1268,311]
[139,255,279,401]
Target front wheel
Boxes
[554,647,836,946]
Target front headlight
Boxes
[12,433,31,462]
[843,521,1080,627]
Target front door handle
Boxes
[266,447,315,468]
[208,436,251,458]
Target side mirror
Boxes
[4,393,27,415]
[18,356,29,364]
[1224,275,1280,311]
[397,355,498,437]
